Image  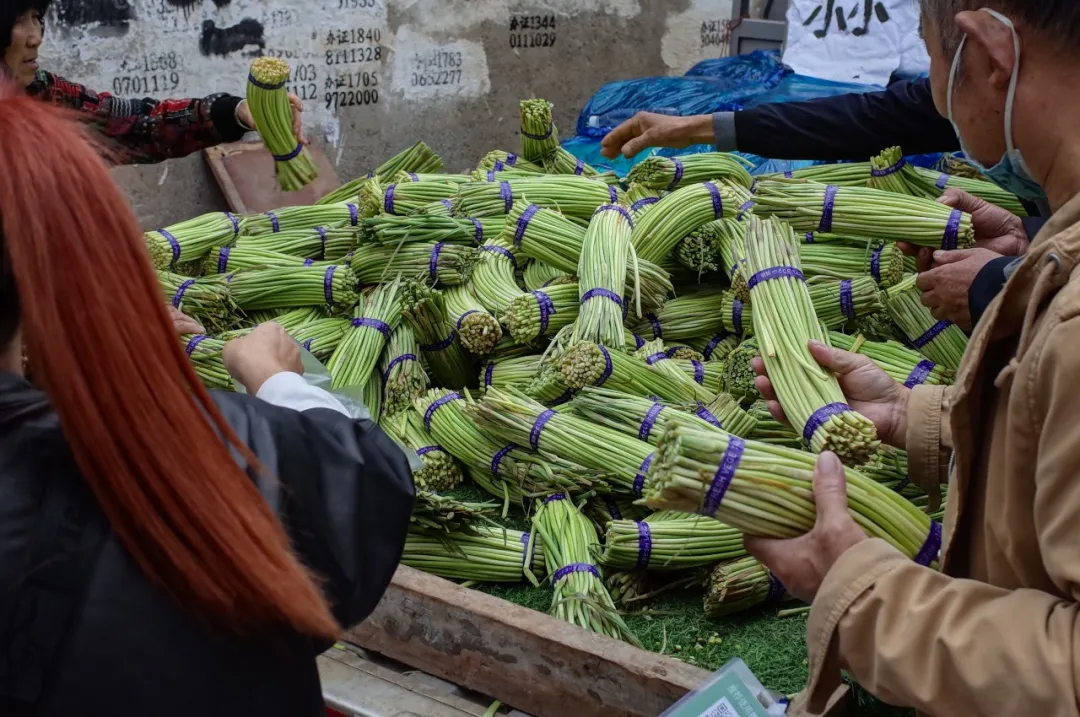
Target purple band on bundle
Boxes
[703,437,744,515]
[499,181,513,212]
[894,475,911,493]
[595,204,634,228]
[480,244,518,269]
[384,184,397,214]
[483,361,496,387]
[913,320,952,349]
[348,203,359,226]
[423,391,463,430]
[248,73,285,91]
[408,172,419,182]
[158,229,181,266]
[470,218,483,245]
[273,143,304,162]
[303,258,314,266]
[551,388,575,406]
[631,197,659,213]
[605,498,622,520]
[441,198,454,212]
[704,332,730,360]
[574,158,585,176]
[302,339,314,352]
[457,310,479,330]
[636,521,653,569]
[429,242,445,280]
[266,211,280,232]
[668,159,685,191]
[871,246,883,284]
[705,181,723,218]
[695,404,722,429]
[522,125,553,140]
[491,443,516,477]
[870,157,906,177]
[532,290,556,334]
[840,279,856,320]
[732,299,744,335]
[486,171,497,182]
[597,346,614,386]
[747,266,805,290]
[936,173,950,190]
[608,185,618,203]
[580,287,623,308]
[737,200,756,219]
[819,185,839,233]
[520,531,535,570]
[802,402,851,443]
[914,521,943,566]
[216,247,231,273]
[224,212,240,237]
[382,353,417,382]
[804,231,815,243]
[493,161,505,172]
[645,352,667,366]
[639,402,665,441]
[185,334,209,356]
[506,153,518,165]
[514,204,541,247]
[529,409,556,450]
[632,333,646,350]
[366,172,374,179]
[784,171,794,179]
[634,452,655,498]
[905,359,936,388]
[545,493,566,504]
[316,226,328,258]
[324,265,338,305]
[420,330,457,352]
[171,280,195,308]
[942,208,963,250]
[765,573,787,603]
[691,360,705,385]
[416,445,442,456]
[553,563,600,582]
[352,317,391,337]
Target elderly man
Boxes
[749,2,1080,715]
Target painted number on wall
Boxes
[509,14,557,49]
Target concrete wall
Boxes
[43,0,736,228]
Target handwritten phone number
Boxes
[411,70,462,87]
[118,52,180,73]
[509,32,556,48]
[325,89,380,109]
[412,50,463,71]
[326,28,382,46]
[326,47,383,66]
[112,72,180,96]
[509,14,556,30]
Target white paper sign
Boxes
[783,0,929,86]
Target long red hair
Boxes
[0,83,339,638]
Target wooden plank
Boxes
[204,141,342,215]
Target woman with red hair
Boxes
[0,83,414,716]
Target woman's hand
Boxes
[223,323,303,394]
[752,340,911,448]
[599,112,714,159]
[237,94,308,145]
[169,306,204,336]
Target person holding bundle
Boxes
[1,1,304,165]
[0,84,414,715]
[747,3,1080,716]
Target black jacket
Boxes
[0,374,415,717]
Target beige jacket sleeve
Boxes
[904,384,953,499]
[792,322,1080,717]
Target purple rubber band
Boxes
[520,531,535,570]
[506,153,518,165]
[636,521,653,569]
[521,125,553,141]
[905,359,936,388]
[486,171,497,182]
[645,352,667,365]
[632,333,646,350]
[702,436,744,515]
[429,242,445,280]
[737,200,755,219]
[157,229,181,266]
[441,198,454,212]
[943,208,962,250]
[184,334,209,356]
[532,290,556,334]
[913,320,952,349]
[553,563,600,582]
[871,246,883,284]
[580,287,623,308]
[348,203,359,226]
[894,474,912,493]
[224,212,240,237]
[914,521,943,566]
[366,172,374,179]
[936,173,950,190]
[529,409,556,450]
[423,391,463,430]
[420,331,457,352]
[214,247,230,273]
[631,197,659,213]
[551,388,575,406]
[499,181,513,212]
[272,143,304,162]
[303,258,314,266]
[408,172,419,182]
[483,361,496,387]
[470,218,483,245]
[574,158,585,176]
[171,280,195,308]
[247,73,285,91]
[352,317,391,337]
[384,184,397,214]
[316,226,328,258]
[802,402,851,443]
[266,211,280,233]
[704,333,729,360]
[668,159,685,191]
[597,346,614,386]
[416,445,442,456]
[544,493,566,504]
[302,338,314,352]
[870,157,906,177]
[819,185,839,233]
[605,498,623,520]
[491,443,516,477]
[608,185,618,203]
[804,231,815,244]
[639,402,665,441]
[382,353,417,382]
[594,204,634,228]
[494,161,505,172]
[705,181,724,218]
[691,360,705,385]
[633,452,655,498]
[323,265,338,305]
[747,266,805,290]
[480,244,518,269]
[513,204,541,248]
[784,171,794,179]
[695,404,723,429]
[765,573,787,604]
[732,299,744,335]
[456,309,479,330]
[840,279,856,320]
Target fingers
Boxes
[915,269,936,292]
[620,131,656,159]
[937,187,986,214]
[288,95,308,145]
[753,373,776,400]
[600,116,642,159]
[930,248,974,266]
[811,452,850,526]
[896,241,918,257]
[807,340,863,376]
[915,247,935,273]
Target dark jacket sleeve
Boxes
[731,78,960,161]
[210,392,415,631]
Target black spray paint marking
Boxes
[166,0,232,8]
[199,19,266,57]
[52,0,134,28]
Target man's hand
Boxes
[600,112,713,160]
[237,94,308,145]
[752,340,910,448]
[915,248,1001,331]
[222,322,304,394]
[899,188,1027,271]
[744,451,868,603]
[169,306,204,336]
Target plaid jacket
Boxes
[26,70,247,166]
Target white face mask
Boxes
[946,8,1046,202]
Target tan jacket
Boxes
[792,193,1080,717]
